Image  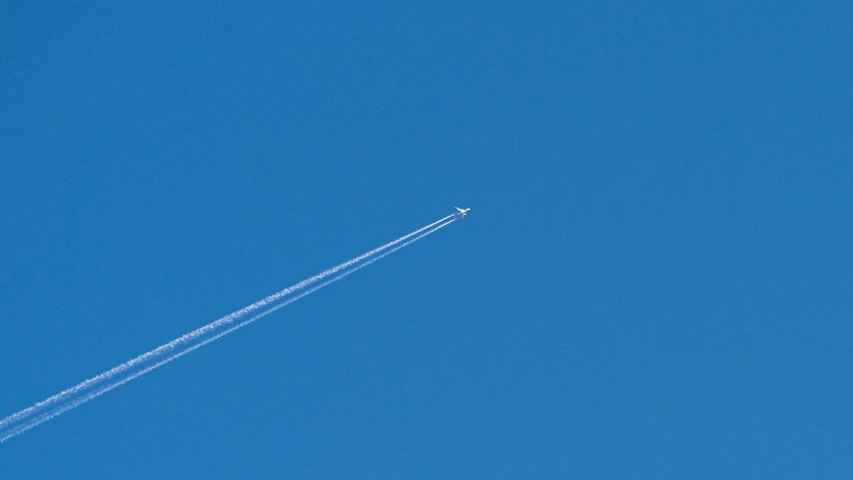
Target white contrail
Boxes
[0,217,456,443]
[0,214,453,431]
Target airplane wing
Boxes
[455,207,464,213]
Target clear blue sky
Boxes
[1,1,851,477]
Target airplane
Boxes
[455,206,471,218]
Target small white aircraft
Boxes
[455,206,471,218]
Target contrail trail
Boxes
[0,213,453,432]
[0,216,456,443]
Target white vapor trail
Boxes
[0,216,456,443]
[0,214,453,432]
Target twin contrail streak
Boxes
[0,215,457,443]
[0,214,453,433]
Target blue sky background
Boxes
[1,1,851,477]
